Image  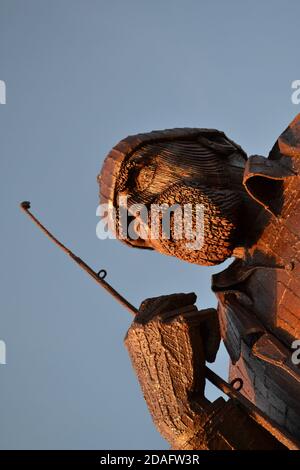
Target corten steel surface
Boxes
[98,114,300,450]
[19,114,300,450]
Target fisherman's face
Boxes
[115,142,245,265]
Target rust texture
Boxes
[99,114,300,449]
[125,295,284,449]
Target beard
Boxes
[146,181,243,266]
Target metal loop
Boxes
[97,269,107,280]
[230,377,243,392]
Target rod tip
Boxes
[20,201,31,210]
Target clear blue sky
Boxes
[0,0,299,449]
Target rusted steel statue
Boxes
[21,114,300,450]
[98,114,300,449]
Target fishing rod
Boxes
[20,201,137,316]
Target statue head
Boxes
[98,128,248,266]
